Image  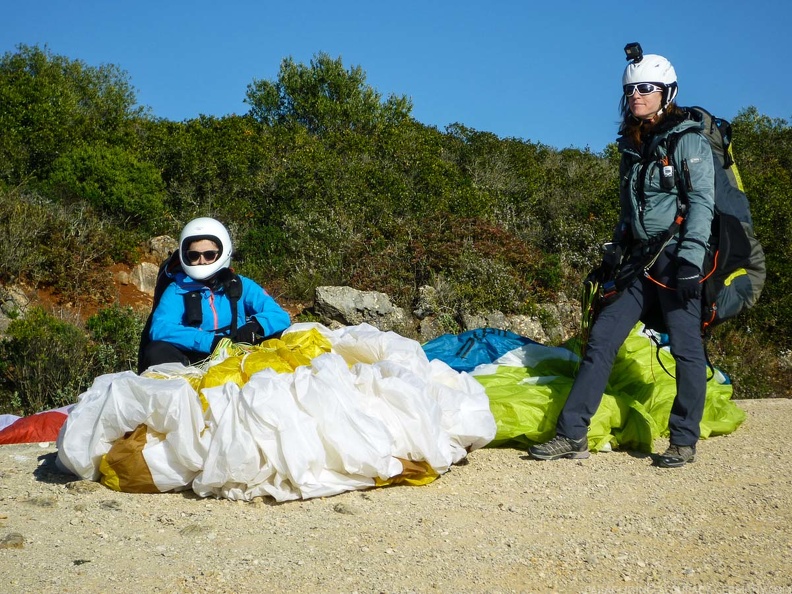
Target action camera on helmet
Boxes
[624,42,643,63]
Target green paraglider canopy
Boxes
[426,324,745,453]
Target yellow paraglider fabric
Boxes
[199,328,333,390]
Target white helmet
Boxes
[178,217,233,281]
[622,53,678,108]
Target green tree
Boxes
[731,107,792,342]
[245,52,413,136]
[136,115,280,228]
[0,44,142,183]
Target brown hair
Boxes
[618,97,683,150]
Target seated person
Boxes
[139,217,290,371]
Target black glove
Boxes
[235,319,264,344]
[588,242,623,284]
[676,262,702,301]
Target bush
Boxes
[707,325,792,399]
[46,144,167,228]
[731,107,792,345]
[86,304,146,374]
[0,44,141,183]
[0,188,51,284]
[0,307,95,415]
[36,204,117,304]
[0,304,148,416]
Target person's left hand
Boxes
[236,319,263,344]
[676,262,702,301]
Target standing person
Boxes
[139,217,291,371]
[529,44,715,468]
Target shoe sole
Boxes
[530,450,590,461]
[657,455,695,468]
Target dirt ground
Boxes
[1,398,790,594]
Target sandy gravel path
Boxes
[1,398,790,594]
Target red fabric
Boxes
[0,411,68,444]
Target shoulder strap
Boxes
[211,268,243,338]
[225,273,242,338]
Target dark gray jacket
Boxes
[615,115,715,270]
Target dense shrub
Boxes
[0,44,141,183]
[0,186,119,304]
[0,307,95,415]
[0,304,147,416]
[35,204,117,304]
[0,188,51,284]
[86,304,146,374]
[341,214,550,314]
[707,325,792,399]
[46,144,167,228]
[731,108,792,345]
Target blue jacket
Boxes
[615,115,715,270]
[149,271,291,354]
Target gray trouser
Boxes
[556,274,707,446]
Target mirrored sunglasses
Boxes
[623,83,664,97]
[186,249,219,263]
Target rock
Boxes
[0,533,24,549]
[311,285,580,345]
[419,316,454,342]
[115,270,131,285]
[332,502,356,515]
[1,285,29,315]
[556,292,582,340]
[24,496,58,508]
[504,314,548,343]
[538,303,565,344]
[65,480,104,493]
[179,524,211,537]
[0,285,30,335]
[314,286,413,334]
[460,311,508,331]
[130,262,159,296]
[148,236,178,263]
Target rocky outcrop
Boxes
[115,236,178,297]
[313,285,580,344]
[313,286,414,334]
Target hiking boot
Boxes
[657,444,696,468]
[529,435,590,460]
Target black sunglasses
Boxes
[186,249,220,263]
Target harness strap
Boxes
[181,270,243,337]
[223,274,242,338]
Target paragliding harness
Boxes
[136,250,243,373]
[579,210,687,361]
[581,106,766,378]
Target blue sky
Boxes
[3,1,790,152]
